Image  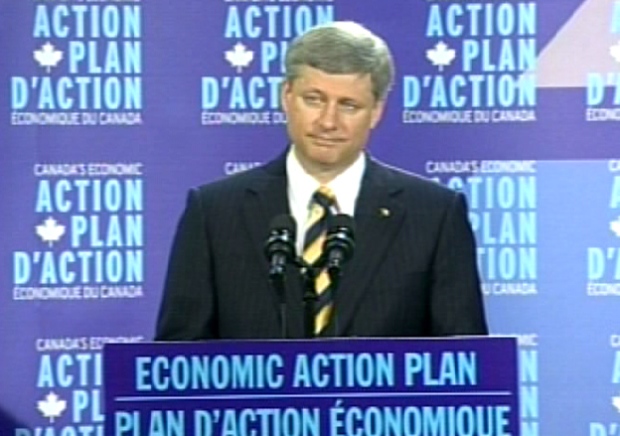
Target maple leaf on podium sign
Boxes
[36,217,65,247]
[611,41,620,64]
[37,392,67,423]
[225,43,254,73]
[34,42,63,73]
[426,41,456,71]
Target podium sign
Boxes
[104,337,518,435]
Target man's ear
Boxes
[280,80,292,112]
[370,99,386,129]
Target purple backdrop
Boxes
[2,0,620,434]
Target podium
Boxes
[104,337,519,435]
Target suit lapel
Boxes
[242,156,289,251]
[333,159,405,336]
[241,153,305,338]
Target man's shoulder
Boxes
[372,159,458,200]
[196,166,262,192]
[192,158,282,198]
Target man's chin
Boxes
[295,145,356,173]
[308,150,339,165]
[308,154,353,173]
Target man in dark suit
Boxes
[155,21,487,340]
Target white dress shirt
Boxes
[286,147,366,254]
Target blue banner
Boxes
[104,337,519,436]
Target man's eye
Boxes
[302,95,321,105]
[340,102,359,112]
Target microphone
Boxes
[264,214,297,280]
[323,214,355,281]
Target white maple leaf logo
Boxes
[610,41,620,64]
[37,392,66,423]
[426,41,456,71]
[36,217,65,246]
[612,394,620,413]
[225,43,254,72]
[34,42,63,73]
[610,217,620,238]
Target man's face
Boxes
[281,66,385,176]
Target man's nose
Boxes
[317,103,338,130]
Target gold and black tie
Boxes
[302,186,338,335]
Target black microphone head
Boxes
[328,214,355,236]
[269,214,296,236]
[264,214,297,261]
[325,213,355,262]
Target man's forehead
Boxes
[289,68,374,96]
[295,66,371,81]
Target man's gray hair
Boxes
[284,21,395,101]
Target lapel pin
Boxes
[379,208,390,217]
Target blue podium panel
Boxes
[104,337,518,436]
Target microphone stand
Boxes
[295,258,318,339]
[268,272,288,339]
[270,256,321,340]
[296,257,345,339]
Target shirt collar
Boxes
[286,146,366,214]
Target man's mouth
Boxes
[309,135,344,146]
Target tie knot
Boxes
[313,186,337,210]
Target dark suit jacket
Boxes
[155,153,488,340]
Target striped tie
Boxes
[302,186,337,335]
